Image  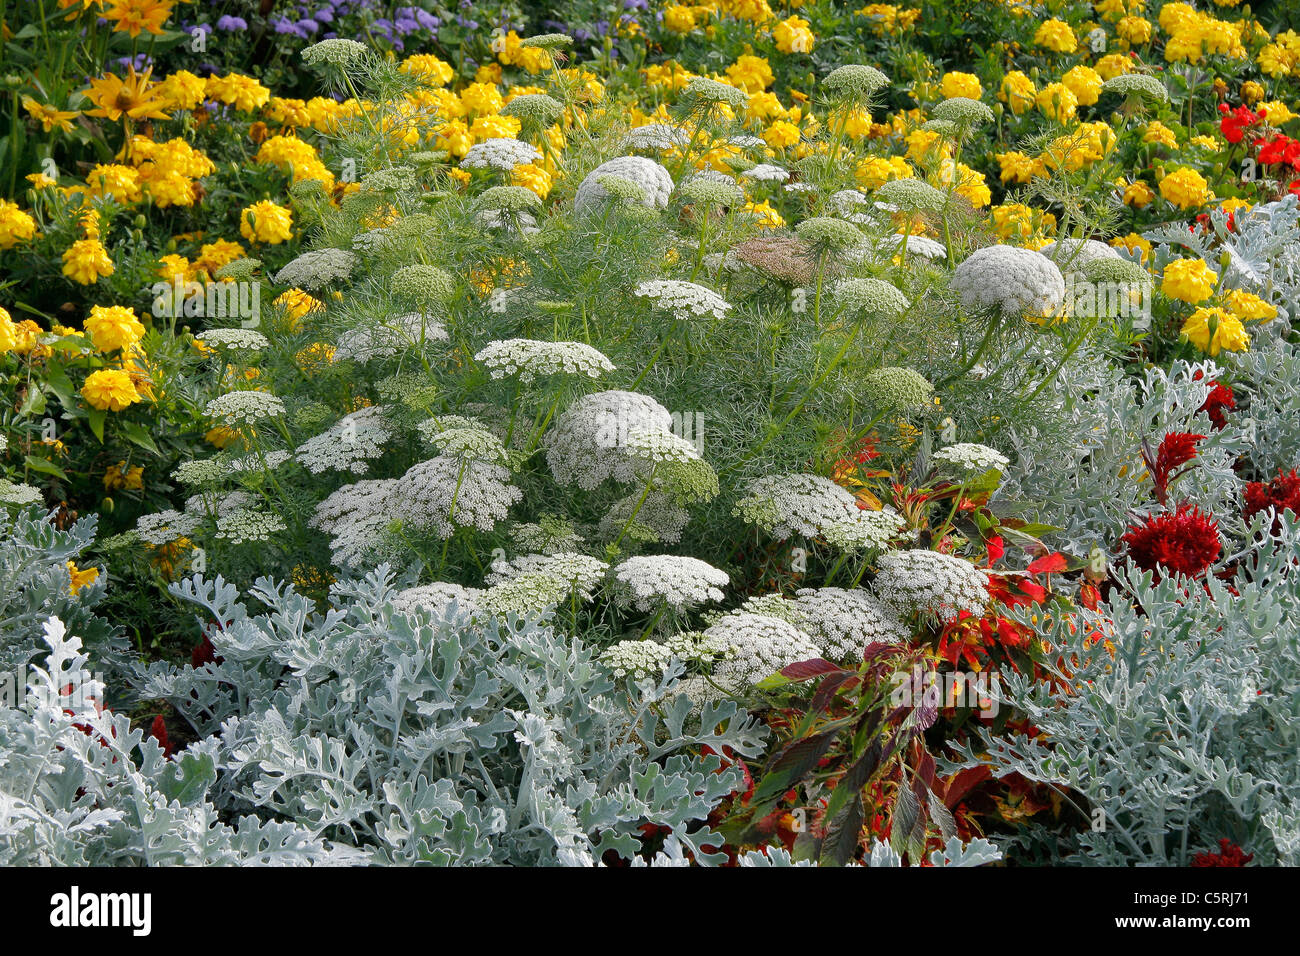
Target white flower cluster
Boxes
[574,156,674,214]
[225,450,292,473]
[480,571,570,617]
[296,405,392,475]
[484,552,609,600]
[821,506,907,553]
[599,489,689,545]
[932,442,1010,475]
[272,248,358,289]
[474,339,615,383]
[214,509,287,545]
[1038,238,1120,275]
[704,613,821,690]
[311,478,401,567]
[734,473,861,540]
[392,582,483,618]
[204,390,286,426]
[624,425,700,465]
[460,137,543,171]
[135,509,201,545]
[601,639,675,680]
[509,515,585,554]
[791,587,909,661]
[197,328,269,352]
[392,456,522,538]
[951,245,1065,318]
[611,555,728,612]
[872,549,990,622]
[740,163,789,183]
[544,390,673,489]
[633,279,731,322]
[423,426,510,466]
[334,313,448,364]
[879,233,946,260]
[172,458,226,486]
[623,123,689,151]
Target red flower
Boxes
[1142,432,1204,505]
[1196,380,1235,430]
[1243,468,1300,531]
[1219,103,1265,145]
[1191,839,1253,867]
[1256,133,1300,169]
[148,715,174,758]
[1121,502,1221,580]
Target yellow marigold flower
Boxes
[1116,15,1152,45]
[205,425,239,448]
[0,306,19,353]
[401,54,455,86]
[855,155,913,189]
[726,55,775,93]
[1111,232,1152,263]
[1224,289,1278,322]
[475,62,503,85]
[103,460,144,491]
[100,0,174,37]
[773,15,814,53]
[1095,53,1134,81]
[85,163,143,204]
[1036,82,1078,124]
[1062,65,1103,106]
[1260,101,1297,125]
[1034,19,1078,53]
[1162,258,1217,303]
[940,71,982,100]
[763,119,802,149]
[83,304,144,352]
[1220,197,1251,217]
[0,199,38,250]
[157,69,207,111]
[1123,180,1155,206]
[62,238,115,285]
[81,368,141,411]
[663,4,697,32]
[21,96,79,133]
[511,163,552,199]
[274,288,324,326]
[239,200,293,244]
[1143,121,1179,150]
[996,150,1040,184]
[1159,166,1211,210]
[295,342,335,372]
[26,173,57,190]
[66,561,99,596]
[206,73,270,112]
[999,71,1036,115]
[744,199,784,228]
[720,0,774,23]
[1182,306,1249,355]
[460,81,504,116]
[935,160,990,207]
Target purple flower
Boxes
[216,15,247,31]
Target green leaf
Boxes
[24,455,68,481]
[87,407,106,443]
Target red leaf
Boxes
[780,658,843,681]
[1026,552,1068,575]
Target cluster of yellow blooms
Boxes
[1157,259,1278,356]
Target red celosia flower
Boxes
[1121,502,1221,580]
[1142,432,1204,505]
[1191,839,1253,867]
[148,715,174,758]
[191,632,223,669]
[1219,103,1265,145]
[1196,379,1236,430]
[1243,468,1300,531]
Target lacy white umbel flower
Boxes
[475,339,615,383]
[471,185,543,214]
[599,489,690,545]
[214,508,287,545]
[136,509,201,545]
[734,474,861,541]
[296,405,392,475]
[196,328,268,352]
[623,123,689,151]
[390,265,456,309]
[612,555,729,612]
[932,96,995,127]
[875,178,947,212]
[574,156,674,214]
[879,233,946,260]
[824,64,890,98]
[544,390,673,489]
[485,552,609,599]
[301,37,368,67]
[832,278,910,316]
[392,582,483,618]
[272,248,357,289]
[500,93,564,124]
[860,366,934,411]
[460,137,543,171]
[204,391,286,427]
[795,216,864,252]
[226,449,292,473]
[334,313,449,364]
[740,163,790,183]
[392,456,522,538]
[633,279,731,322]
[679,174,744,207]
[625,426,701,465]
[510,515,584,555]
[0,479,43,508]
[480,571,570,617]
[1101,73,1169,105]
[792,587,909,661]
[932,442,1010,475]
[172,458,226,486]
[423,426,511,466]
[951,245,1065,318]
[1038,238,1120,276]
[704,614,821,690]
[311,478,400,567]
[601,640,674,681]
[682,76,748,109]
[873,549,990,622]
[822,506,907,553]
